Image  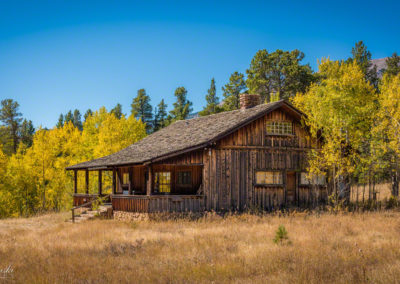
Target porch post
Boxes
[85,169,89,194]
[98,170,102,195]
[112,168,117,194]
[74,170,77,194]
[146,165,153,196]
[128,167,133,195]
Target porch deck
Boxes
[73,194,204,213]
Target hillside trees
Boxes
[0,107,146,217]
[246,49,314,102]
[293,60,377,200]
[374,74,400,195]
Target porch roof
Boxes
[66,100,303,170]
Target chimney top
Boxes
[240,93,261,109]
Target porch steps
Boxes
[69,204,112,223]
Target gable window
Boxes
[255,171,283,185]
[177,171,192,186]
[266,121,293,135]
[300,172,326,186]
[154,172,171,193]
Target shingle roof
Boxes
[66,100,298,170]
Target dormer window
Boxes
[266,121,293,135]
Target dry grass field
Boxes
[1,210,400,283]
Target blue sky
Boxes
[0,0,399,128]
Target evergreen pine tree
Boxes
[20,119,35,147]
[56,114,64,128]
[348,41,378,87]
[199,78,221,116]
[385,52,400,77]
[84,109,93,121]
[73,109,83,130]
[131,89,153,133]
[169,87,192,121]
[111,103,123,119]
[154,99,168,131]
[0,99,23,154]
[64,111,73,124]
[222,72,246,111]
[246,49,314,101]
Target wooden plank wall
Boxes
[111,196,204,213]
[148,196,204,213]
[201,108,327,211]
[118,166,146,193]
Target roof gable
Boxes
[66,100,304,170]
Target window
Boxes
[256,171,283,185]
[300,172,326,185]
[122,173,130,185]
[266,121,293,135]
[177,171,192,185]
[154,172,171,193]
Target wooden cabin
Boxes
[66,95,327,215]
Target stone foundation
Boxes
[113,210,204,222]
[113,211,149,222]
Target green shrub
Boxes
[273,225,291,245]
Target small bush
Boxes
[273,224,291,245]
[385,196,399,209]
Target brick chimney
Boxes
[240,93,261,109]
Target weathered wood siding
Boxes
[201,107,327,211]
[112,195,204,213]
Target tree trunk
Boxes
[392,170,399,197]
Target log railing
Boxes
[112,195,204,213]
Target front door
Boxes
[286,172,296,205]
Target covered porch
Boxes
[72,164,205,213]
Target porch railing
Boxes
[112,195,204,213]
[71,194,111,223]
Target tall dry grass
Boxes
[1,211,400,283]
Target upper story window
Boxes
[266,121,293,135]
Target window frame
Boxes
[122,172,130,185]
[154,171,172,193]
[176,170,192,187]
[299,172,326,186]
[254,170,284,186]
[265,120,294,136]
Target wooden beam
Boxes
[128,167,133,195]
[74,170,78,194]
[112,168,117,194]
[85,169,89,194]
[117,170,122,193]
[146,165,153,196]
[98,170,102,195]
